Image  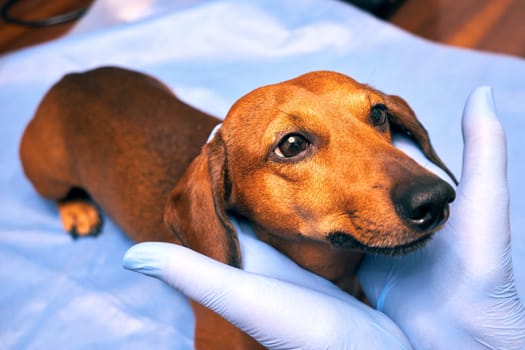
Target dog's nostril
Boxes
[409,204,434,225]
[407,203,449,231]
[392,178,455,232]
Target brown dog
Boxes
[20,67,456,349]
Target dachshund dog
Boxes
[20,67,456,349]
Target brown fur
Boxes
[20,67,455,349]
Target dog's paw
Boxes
[58,200,103,239]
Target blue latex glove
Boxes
[123,219,413,349]
[359,86,525,349]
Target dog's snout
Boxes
[392,177,455,232]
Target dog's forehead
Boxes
[220,71,390,161]
[286,70,368,93]
[223,71,385,129]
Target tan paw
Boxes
[58,200,102,238]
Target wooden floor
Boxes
[390,0,525,58]
[0,0,92,53]
[0,0,523,57]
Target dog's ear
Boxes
[164,134,241,267]
[384,94,458,185]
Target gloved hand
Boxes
[359,86,525,349]
[123,218,413,349]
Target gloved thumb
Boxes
[122,242,342,348]
[460,86,507,200]
[454,86,510,272]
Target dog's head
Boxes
[165,71,456,267]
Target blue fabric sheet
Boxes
[1,0,524,348]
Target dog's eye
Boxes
[275,133,310,158]
[370,104,388,127]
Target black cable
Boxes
[0,0,89,27]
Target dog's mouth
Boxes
[325,231,435,256]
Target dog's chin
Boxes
[326,231,434,256]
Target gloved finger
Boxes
[451,86,510,271]
[459,86,508,202]
[123,242,412,350]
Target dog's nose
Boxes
[391,177,456,232]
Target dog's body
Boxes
[20,67,456,349]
